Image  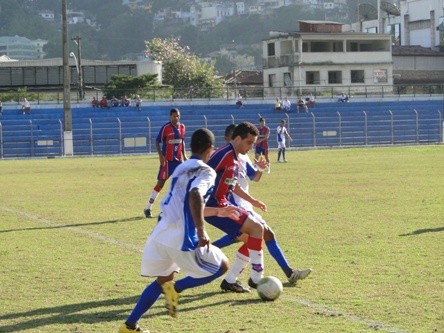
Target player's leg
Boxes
[277,148,282,162]
[262,224,312,283]
[239,216,264,285]
[120,239,178,332]
[282,147,287,162]
[144,178,165,218]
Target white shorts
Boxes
[141,239,227,278]
[277,141,286,149]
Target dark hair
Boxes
[232,121,258,140]
[190,128,215,154]
[259,117,265,122]
[224,124,236,139]
[170,108,180,115]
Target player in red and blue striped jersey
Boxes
[205,122,267,292]
[144,108,187,218]
[255,117,270,172]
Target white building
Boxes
[262,21,393,95]
[0,36,45,60]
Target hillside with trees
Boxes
[0,0,356,75]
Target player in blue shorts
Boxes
[119,128,239,333]
[213,124,312,291]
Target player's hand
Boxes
[254,158,269,172]
[197,228,210,248]
[216,206,241,220]
[253,199,267,212]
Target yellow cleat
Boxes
[161,281,180,318]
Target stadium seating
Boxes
[0,100,442,158]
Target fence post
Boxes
[363,111,368,145]
[337,111,342,146]
[285,113,291,148]
[0,122,3,158]
[311,112,316,147]
[59,120,64,156]
[203,115,208,129]
[389,110,394,144]
[231,115,235,124]
[413,109,419,143]
[117,118,122,155]
[146,117,151,154]
[89,118,93,155]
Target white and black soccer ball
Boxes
[256,276,283,301]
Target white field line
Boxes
[1,206,142,253]
[2,206,412,333]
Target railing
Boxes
[1,83,443,105]
[0,109,442,158]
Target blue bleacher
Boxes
[0,99,442,158]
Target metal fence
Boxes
[1,83,443,105]
[1,109,442,158]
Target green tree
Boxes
[103,73,159,99]
[146,37,223,98]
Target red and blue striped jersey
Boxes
[206,143,239,207]
[157,122,186,162]
[256,125,270,149]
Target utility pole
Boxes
[71,35,84,100]
[62,0,73,156]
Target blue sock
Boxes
[126,281,162,326]
[212,234,235,248]
[266,239,292,277]
[175,266,225,293]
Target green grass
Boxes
[1,146,443,333]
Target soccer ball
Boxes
[256,276,283,301]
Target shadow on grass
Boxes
[399,226,444,236]
[0,216,145,234]
[0,291,259,332]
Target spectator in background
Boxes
[99,96,108,108]
[236,93,244,108]
[297,96,308,113]
[338,93,349,103]
[274,98,282,111]
[305,93,316,108]
[282,97,291,112]
[122,95,131,107]
[91,96,99,108]
[111,96,119,107]
[21,98,31,115]
[135,95,142,111]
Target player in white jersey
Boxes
[276,119,292,162]
[214,124,311,292]
[119,128,239,333]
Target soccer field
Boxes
[0,146,443,333]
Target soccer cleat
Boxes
[161,281,180,318]
[143,208,152,218]
[247,277,258,289]
[288,268,312,284]
[220,279,251,293]
[118,323,149,333]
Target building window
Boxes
[268,74,276,87]
[267,43,275,56]
[351,70,365,83]
[283,72,292,86]
[306,71,320,85]
[328,71,342,84]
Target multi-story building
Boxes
[262,21,393,94]
[0,36,45,60]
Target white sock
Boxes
[249,249,264,283]
[225,252,250,283]
[145,189,159,210]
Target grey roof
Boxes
[392,45,444,56]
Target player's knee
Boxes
[264,226,275,241]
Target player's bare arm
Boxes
[233,183,267,212]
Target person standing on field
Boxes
[119,128,239,333]
[144,108,187,218]
[255,117,270,173]
[277,119,292,163]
